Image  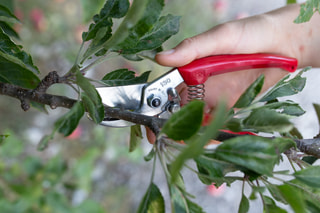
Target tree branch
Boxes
[0,73,165,135]
[1,72,320,158]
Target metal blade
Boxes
[96,84,146,127]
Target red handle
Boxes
[177,53,298,85]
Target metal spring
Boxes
[187,84,205,101]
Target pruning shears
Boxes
[96,53,298,127]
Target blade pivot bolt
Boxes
[147,95,161,108]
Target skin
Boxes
[147,4,320,143]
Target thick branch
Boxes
[0,81,164,134]
[1,76,320,158]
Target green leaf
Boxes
[162,100,204,140]
[169,101,226,183]
[0,1,14,13]
[225,117,242,132]
[54,102,85,136]
[234,75,264,108]
[101,69,150,86]
[81,0,143,60]
[214,136,294,176]
[242,108,293,133]
[294,166,320,188]
[114,14,180,55]
[260,68,308,102]
[144,148,155,161]
[256,101,305,117]
[170,185,205,213]
[276,184,306,213]
[294,0,320,23]
[0,29,40,88]
[302,156,318,165]
[195,156,238,186]
[82,0,129,42]
[75,68,104,123]
[129,125,142,152]
[81,92,104,124]
[37,135,53,151]
[110,0,165,52]
[238,193,249,213]
[137,183,165,213]
[0,21,19,39]
[122,46,162,61]
[313,103,320,137]
[263,196,287,213]
[0,4,19,23]
[265,183,288,204]
[0,54,40,88]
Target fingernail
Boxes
[158,49,175,55]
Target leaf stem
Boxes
[80,50,114,73]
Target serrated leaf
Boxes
[81,0,144,60]
[113,0,165,50]
[101,69,150,86]
[137,183,165,213]
[260,68,308,102]
[161,100,204,140]
[75,69,104,123]
[238,193,249,213]
[234,75,264,108]
[82,0,129,42]
[115,14,180,55]
[54,102,85,136]
[294,166,320,188]
[214,136,293,176]
[129,125,142,152]
[0,30,38,73]
[294,0,320,23]
[276,184,306,213]
[243,108,293,133]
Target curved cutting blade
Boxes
[96,84,146,127]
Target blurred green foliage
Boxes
[0,126,146,212]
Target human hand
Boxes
[146,4,320,142]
